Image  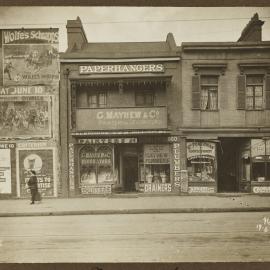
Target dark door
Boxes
[218,139,239,192]
[123,156,138,192]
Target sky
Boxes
[0,6,269,52]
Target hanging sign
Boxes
[144,144,170,164]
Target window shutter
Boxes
[237,75,246,110]
[192,75,200,109]
[265,75,270,109]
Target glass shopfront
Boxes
[186,141,217,193]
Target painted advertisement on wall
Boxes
[0,96,51,138]
[0,148,12,194]
[2,29,59,86]
[18,148,55,197]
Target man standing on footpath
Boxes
[28,170,39,204]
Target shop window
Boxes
[140,144,170,184]
[135,91,154,106]
[187,141,216,182]
[88,92,107,108]
[79,145,113,187]
[246,75,264,110]
[252,162,270,181]
[200,76,218,111]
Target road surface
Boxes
[0,212,270,262]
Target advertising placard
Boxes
[0,96,51,138]
[2,29,59,86]
[0,148,12,194]
[188,186,215,193]
[144,144,170,164]
[18,148,55,197]
[251,139,270,157]
[187,141,216,160]
[253,186,270,193]
[76,107,167,131]
[142,183,172,193]
[80,184,112,195]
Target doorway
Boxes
[217,138,240,192]
[123,156,138,192]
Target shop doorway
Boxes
[217,138,240,192]
[123,156,138,192]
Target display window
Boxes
[139,144,170,185]
[251,139,270,182]
[187,141,216,182]
[79,145,113,186]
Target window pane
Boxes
[89,94,97,108]
[97,165,112,183]
[255,97,263,109]
[246,97,254,109]
[135,93,144,106]
[201,76,218,85]
[246,86,254,97]
[145,93,154,105]
[200,88,208,110]
[247,75,263,85]
[98,93,106,107]
[255,86,263,97]
[209,91,217,110]
[252,162,265,181]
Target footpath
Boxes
[0,193,270,217]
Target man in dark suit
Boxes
[28,170,38,204]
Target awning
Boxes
[71,74,172,88]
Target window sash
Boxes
[88,92,107,108]
[200,85,218,110]
[135,91,154,106]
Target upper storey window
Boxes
[135,91,155,107]
[246,75,264,110]
[88,91,107,108]
[200,76,218,111]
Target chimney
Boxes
[66,16,88,52]
[238,13,264,42]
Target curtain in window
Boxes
[200,89,208,110]
[209,90,217,110]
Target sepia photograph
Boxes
[0,2,270,269]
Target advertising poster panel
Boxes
[0,95,51,138]
[0,148,12,194]
[18,148,55,197]
[2,29,59,86]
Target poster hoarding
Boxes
[2,29,59,86]
[0,95,52,138]
[17,148,56,197]
[0,148,12,194]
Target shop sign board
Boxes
[69,143,75,191]
[2,29,59,86]
[173,143,181,188]
[144,144,170,164]
[251,139,270,157]
[142,183,172,193]
[79,63,164,74]
[0,96,52,138]
[80,184,112,195]
[78,138,137,144]
[0,149,12,194]
[17,148,56,197]
[76,107,167,131]
[253,186,270,193]
[187,141,215,160]
[188,186,215,193]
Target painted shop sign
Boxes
[0,96,52,138]
[80,184,112,195]
[76,107,167,130]
[69,143,75,192]
[142,183,172,193]
[0,149,12,194]
[173,143,181,188]
[79,63,164,74]
[188,186,215,193]
[0,143,15,149]
[251,139,270,157]
[3,29,59,44]
[187,142,215,160]
[18,149,55,197]
[3,29,59,86]
[78,138,138,144]
[0,86,54,95]
[144,144,170,164]
[17,142,54,148]
[253,186,270,193]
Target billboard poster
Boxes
[2,29,59,86]
[143,144,170,164]
[0,96,52,138]
[0,148,12,194]
[18,148,55,197]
